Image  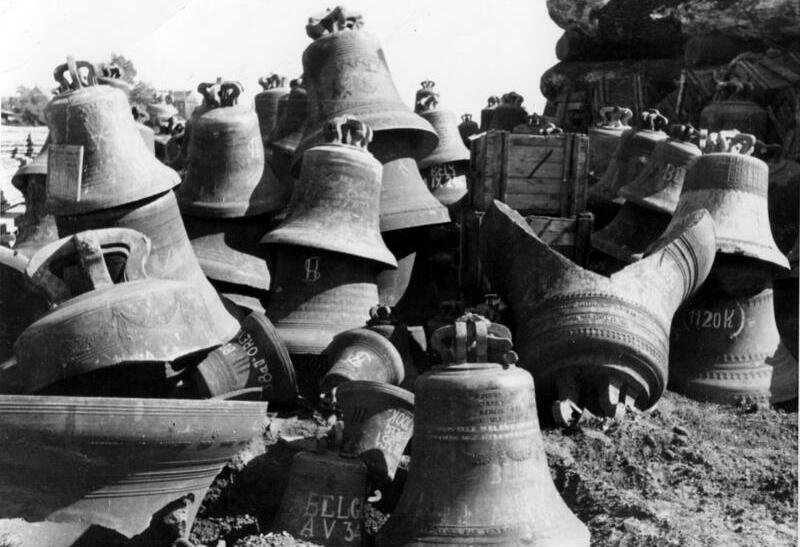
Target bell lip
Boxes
[336,379,415,408]
[261,227,398,269]
[242,311,299,402]
[194,249,270,291]
[11,154,48,191]
[326,328,405,384]
[716,241,791,271]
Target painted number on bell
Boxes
[426,162,457,190]
[681,304,745,338]
[343,349,371,369]
[47,144,84,202]
[300,492,362,542]
[303,256,321,282]
[660,163,686,185]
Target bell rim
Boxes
[336,379,415,408]
[716,240,791,271]
[379,205,451,233]
[326,328,406,385]
[177,194,285,218]
[241,311,299,401]
[194,253,270,291]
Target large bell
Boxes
[479,95,500,131]
[337,380,415,483]
[263,117,396,267]
[178,81,287,217]
[588,106,632,179]
[380,156,451,232]
[97,67,158,155]
[292,7,437,166]
[44,58,179,215]
[699,79,769,140]
[270,450,367,546]
[10,142,58,257]
[480,200,716,425]
[457,113,479,148]
[668,132,790,271]
[590,201,672,264]
[488,91,528,131]
[376,313,590,546]
[54,190,240,345]
[671,277,797,405]
[415,82,471,207]
[14,228,221,395]
[588,108,669,208]
[255,74,288,146]
[320,328,405,396]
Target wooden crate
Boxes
[459,209,594,299]
[469,130,589,217]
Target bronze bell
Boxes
[457,113,479,148]
[14,228,221,395]
[263,116,397,267]
[320,328,405,396]
[590,201,672,265]
[337,380,414,483]
[414,82,471,207]
[376,313,590,546]
[479,95,500,131]
[588,106,632,179]
[178,81,287,217]
[54,190,240,345]
[267,77,307,209]
[44,58,180,215]
[380,156,451,232]
[98,68,157,155]
[181,311,298,404]
[130,105,157,155]
[293,7,438,166]
[670,273,797,405]
[271,450,367,546]
[375,228,418,306]
[264,247,380,355]
[255,73,288,145]
[145,94,178,129]
[668,131,790,272]
[173,79,219,173]
[762,144,800,254]
[10,142,58,257]
[0,248,49,371]
[480,201,716,425]
[513,113,564,135]
[700,78,769,140]
[488,92,528,131]
[588,108,669,207]
[365,304,427,390]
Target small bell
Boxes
[588,106,632,179]
[700,78,769,140]
[337,380,415,483]
[44,58,180,215]
[365,304,426,389]
[320,328,405,396]
[293,7,438,167]
[457,113,479,148]
[414,82,471,207]
[262,116,396,267]
[268,77,307,208]
[10,141,58,256]
[270,450,367,546]
[376,313,590,546]
[479,95,500,131]
[14,228,221,395]
[255,73,288,146]
[481,200,716,425]
[178,81,287,217]
[488,91,527,131]
[380,156,451,232]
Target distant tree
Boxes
[96,53,138,83]
[10,86,48,125]
[129,81,158,111]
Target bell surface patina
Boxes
[320,328,405,396]
[292,6,437,166]
[10,142,58,257]
[13,228,221,395]
[588,106,632,179]
[271,450,367,546]
[255,73,288,146]
[376,313,590,546]
[44,58,180,215]
[178,81,287,217]
[379,155,451,233]
[480,201,716,426]
[337,380,414,483]
[0,395,265,540]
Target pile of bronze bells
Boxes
[1,4,798,545]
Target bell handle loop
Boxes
[599,106,616,122]
[461,113,472,122]
[453,321,469,364]
[53,57,96,92]
[472,320,489,362]
[420,79,436,90]
[258,74,284,91]
[74,231,114,291]
[641,109,668,131]
[727,133,756,155]
[755,140,783,160]
[219,81,243,107]
[368,304,393,323]
[417,94,438,113]
[619,107,633,125]
[487,95,500,107]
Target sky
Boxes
[0,0,562,118]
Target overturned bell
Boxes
[263,116,396,267]
[380,156,451,232]
[590,201,672,265]
[271,450,367,546]
[415,82,471,207]
[320,328,405,396]
[479,95,500,131]
[668,131,790,271]
[182,311,298,404]
[178,81,287,216]
[488,91,528,131]
[14,228,221,394]
[480,201,716,425]
[10,142,58,257]
[457,113,479,148]
[337,380,414,483]
[376,313,590,546]
[670,273,797,405]
[44,58,179,215]
[700,79,769,140]
[293,7,437,166]
[588,106,632,179]
[54,190,240,345]
[588,108,669,208]
[255,73,288,145]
